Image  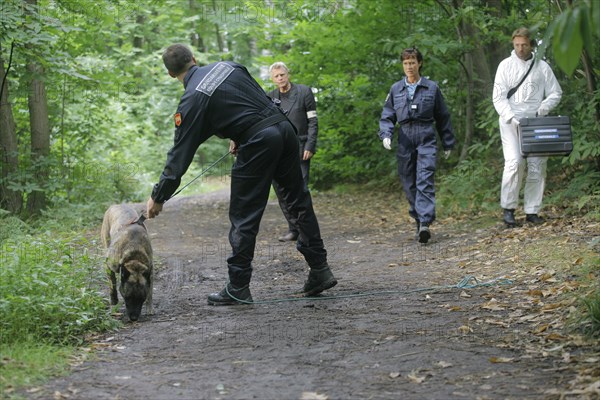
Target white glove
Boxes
[444,150,451,159]
[537,107,549,117]
[383,138,392,150]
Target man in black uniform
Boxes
[146,44,337,305]
[268,62,318,242]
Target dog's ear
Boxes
[123,260,149,274]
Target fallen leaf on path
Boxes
[541,289,555,297]
[458,325,473,334]
[539,272,558,283]
[436,361,453,368]
[481,298,506,311]
[484,319,510,328]
[489,357,514,363]
[459,291,471,298]
[301,392,329,400]
[527,289,543,297]
[541,303,562,311]
[583,357,599,363]
[545,333,566,341]
[519,314,539,323]
[545,380,600,397]
[407,371,427,383]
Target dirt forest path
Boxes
[26,189,600,400]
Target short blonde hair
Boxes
[512,27,533,44]
[269,62,289,74]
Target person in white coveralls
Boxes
[492,27,562,227]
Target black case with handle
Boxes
[518,116,573,157]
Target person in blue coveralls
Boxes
[378,47,456,244]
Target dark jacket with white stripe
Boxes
[268,83,318,154]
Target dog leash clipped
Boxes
[131,151,231,226]
[169,151,231,199]
[134,213,147,225]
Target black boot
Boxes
[303,264,337,296]
[418,223,431,244]
[503,209,516,227]
[525,214,545,224]
[207,283,253,305]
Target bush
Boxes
[0,233,119,345]
[544,164,600,219]
[436,158,502,216]
[580,292,600,338]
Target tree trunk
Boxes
[444,0,476,162]
[0,42,23,214]
[580,50,599,123]
[133,14,145,49]
[189,0,207,53]
[459,53,475,163]
[446,0,507,161]
[484,0,507,79]
[25,61,50,215]
[25,0,50,216]
[212,0,225,52]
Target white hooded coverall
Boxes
[493,50,562,214]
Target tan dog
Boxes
[101,204,153,321]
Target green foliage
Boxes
[559,84,600,166]
[568,247,600,339]
[0,214,30,242]
[544,164,600,218]
[2,0,597,209]
[543,0,599,76]
[437,158,501,216]
[0,342,74,396]
[0,232,119,345]
[0,0,599,354]
[579,291,600,338]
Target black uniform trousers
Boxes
[227,120,327,287]
[273,151,310,235]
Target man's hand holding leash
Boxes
[146,198,163,219]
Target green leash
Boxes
[225,275,514,305]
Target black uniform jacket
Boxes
[151,62,278,203]
[267,83,318,154]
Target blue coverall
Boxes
[379,77,455,225]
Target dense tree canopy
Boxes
[1,0,598,217]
